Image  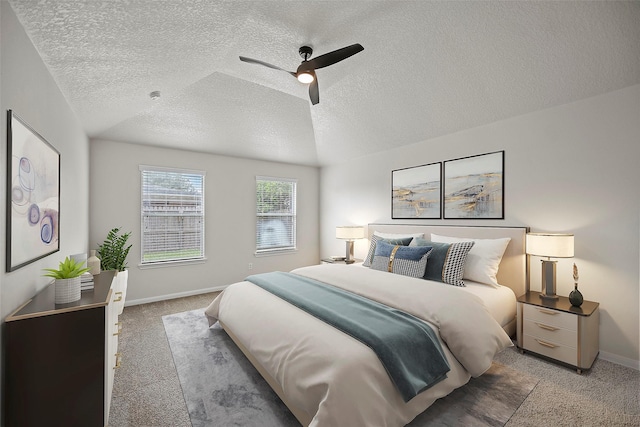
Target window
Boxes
[256,176,297,254]
[140,165,205,265]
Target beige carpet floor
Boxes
[109,292,639,427]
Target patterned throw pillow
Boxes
[370,241,433,278]
[414,238,474,286]
[363,234,415,267]
[430,234,511,287]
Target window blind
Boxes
[256,176,297,253]
[140,166,205,264]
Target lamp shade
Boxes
[526,233,574,258]
[336,226,365,240]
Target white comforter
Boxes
[204,264,513,427]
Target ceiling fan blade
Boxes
[309,78,319,105]
[306,44,364,70]
[239,56,296,77]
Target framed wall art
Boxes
[6,110,60,272]
[392,162,441,219]
[443,151,504,219]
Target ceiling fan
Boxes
[239,43,364,105]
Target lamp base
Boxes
[345,240,355,264]
[539,259,559,299]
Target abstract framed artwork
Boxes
[6,110,60,272]
[392,162,441,219]
[443,151,504,219]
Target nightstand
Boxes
[321,258,363,265]
[517,291,599,373]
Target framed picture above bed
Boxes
[392,162,441,219]
[6,110,60,272]
[443,150,504,219]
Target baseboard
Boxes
[599,350,640,371]
[124,285,227,307]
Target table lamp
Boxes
[526,233,574,299]
[336,226,365,264]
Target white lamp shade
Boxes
[336,226,365,240]
[526,233,574,258]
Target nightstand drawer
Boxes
[523,319,577,347]
[523,334,578,366]
[523,304,577,331]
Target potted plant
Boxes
[97,227,132,312]
[44,257,91,304]
[97,227,132,272]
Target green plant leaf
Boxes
[43,257,91,279]
[97,227,132,271]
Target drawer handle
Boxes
[536,322,559,331]
[113,292,123,303]
[535,339,557,349]
[114,353,122,369]
[113,321,123,336]
[537,308,557,315]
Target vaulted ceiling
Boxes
[8,1,640,166]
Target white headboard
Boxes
[367,224,528,297]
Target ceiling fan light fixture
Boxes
[297,72,315,84]
[239,43,363,104]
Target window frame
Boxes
[255,176,297,255]
[139,165,206,268]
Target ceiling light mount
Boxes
[298,46,313,61]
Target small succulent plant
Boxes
[43,257,90,279]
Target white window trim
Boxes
[140,164,206,267]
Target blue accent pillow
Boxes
[413,238,474,286]
[371,241,433,278]
[363,235,414,267]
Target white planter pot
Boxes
[114,270,128,315]
[55,277,81,304]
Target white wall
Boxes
[89,139,320,303]
[320,85,640,368]
[0,1,90,325]
[1,1,90,415]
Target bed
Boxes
[204,224,528,426]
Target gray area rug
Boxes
[163,309,538,427]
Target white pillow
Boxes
[430,233,511,287]
[373,231,424,246]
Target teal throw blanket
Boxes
[245,271,450,402]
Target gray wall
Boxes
[320,84,640,368]
[89,139,320,303]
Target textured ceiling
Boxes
[8,1,640,166]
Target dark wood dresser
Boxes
[3,270,124,427]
